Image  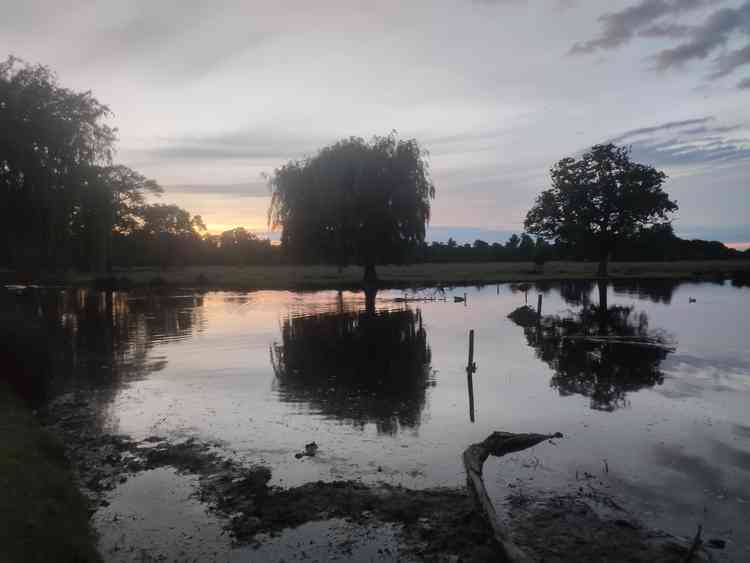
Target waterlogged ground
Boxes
[6,278,750,561]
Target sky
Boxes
[2,0,749,245]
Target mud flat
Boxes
[43,392,717,562]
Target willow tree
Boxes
[525,144,677,276]
[268,134,435,283]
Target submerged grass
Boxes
[0,384,100,563]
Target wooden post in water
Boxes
[464,292,467,307]
[468,329,475,369]
[467,371,476,423]
[537,294,543,316]
[467,329,476,423]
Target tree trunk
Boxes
[598,279,608,311]
[597,251,608,277]
[363,263,377,285]
[597,279,608,335]
[364,286,377,315]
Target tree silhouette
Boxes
[270,307,434,434]
[505,234,520,251]
[268,134,435,284]
[115,203,206,268]
[524,144,677,276]
[71,165,164,271]
[0,57,116,269]
[0,57,169,272]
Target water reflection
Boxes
[555,279,682,307]
[0,288,204,405]
[512,282,675,411]
[558,280,595,307]
[270,305,434,434]
[610,279,680,304]
[731,269,750,288]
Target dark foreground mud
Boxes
[45,392,714,562]
[508,491,709,562]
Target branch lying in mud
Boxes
[463,431,563,563]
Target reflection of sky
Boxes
[46,281,750,558]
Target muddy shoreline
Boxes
[44,392,718,562]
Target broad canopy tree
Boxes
[0,56,165,272]
[0,56,115,268]
[524,144,677,276]
[268,134,435,283]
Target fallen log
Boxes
[462,431,563,563]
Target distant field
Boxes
[34,260,750,290]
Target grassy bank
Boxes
[39,259,750,290]
[0,384,100,563]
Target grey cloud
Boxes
[680,124,742,134]
[422,127,515,157]
[10,1,274,83]
[165,182,269,197]
[153,145,297,161]
[628,137,750,166]
[638,22,693,38]
[471,0,575,8]
[739,76,750,88]
[144,129,324,162]
[710,43,750,78]
[609,116,712,143]
[607,116,750,167]
[571,0,750,85]
[570,0,710,55]
[652,2,750,70]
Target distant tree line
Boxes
[0,57,281,272]
[408,224,744,264]
[1,56,746,275]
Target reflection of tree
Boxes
[558,280,595,307]
[611,279,681,304]
[557,279,683,307]
[271,307,434,434]
[0,288,204,407]
[731,270,750,288]
[512,282,673,411]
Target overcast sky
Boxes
[3,0,749,245]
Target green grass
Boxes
[50,259,750,290]
[0,385,100,563]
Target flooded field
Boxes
[3,278,750,561]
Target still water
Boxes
[4,279,750,560]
